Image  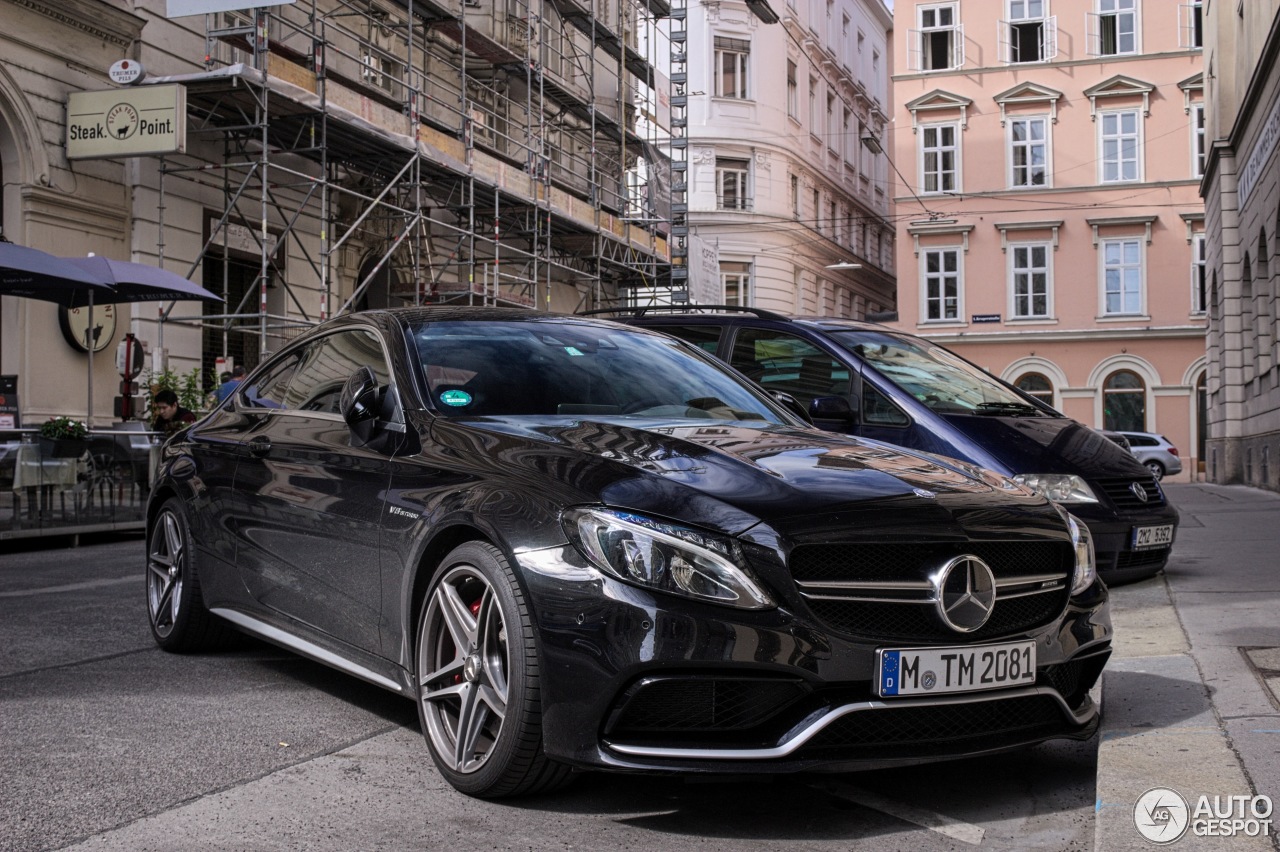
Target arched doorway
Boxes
[1103,369,1146,431]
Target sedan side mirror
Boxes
[340,366,381,445]
[769,391,813,425]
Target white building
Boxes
[677,0,895,315]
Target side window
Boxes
[281,329,392,414]
[241,354,301,409]
[654,324,723,354]
[728,328,847,404]
[862,383,910,426]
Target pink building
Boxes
[890,0,1207,480]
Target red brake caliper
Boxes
[453,597,483,684]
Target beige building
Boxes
[1200,0,1280,491]
[1,0,669,431]
[890,0,1208,481]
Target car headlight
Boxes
[563,508,775,610]
[1061,510,1098,595]
[1012,473,1099,504]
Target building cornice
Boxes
[916,325,1207,346]
[3,0,146,48]
[892,49,1203,84]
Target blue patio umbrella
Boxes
[0,241,113,307]
[63,255,223,304]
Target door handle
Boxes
[247,437,272,458]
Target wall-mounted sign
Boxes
[971,314,1002,323]
[59,304,119,354]
[66,85,186,160]
[109,59,146,86]
[165,0,295,17]
[208,218,280,258]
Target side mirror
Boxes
[340,366,381,444]
[769,391,813,424]
[811,395,857,425]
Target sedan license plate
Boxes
[1132,524,1175,550]
[877,641,1036,697]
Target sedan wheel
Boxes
[146,499,229,652]
[416,542,570,798]
[1146,460,1165,480]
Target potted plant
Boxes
[38,416,89,458]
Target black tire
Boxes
[415,541,571,798]
[146,498,231,652]
[1145,460,1165,480]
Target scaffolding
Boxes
[150,0,672,372]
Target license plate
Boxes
[1132,524,1175,550]
[877,640,1036,697]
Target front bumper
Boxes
[515,545,1112,774]
[1072,500,1180,578]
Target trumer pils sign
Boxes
[66,85,187,160]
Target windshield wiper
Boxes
[973,401,1042,417]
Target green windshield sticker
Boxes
[564,346,585,356]
[439,389,472,407]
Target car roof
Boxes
[598,306,904,334]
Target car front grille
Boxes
[1094,476,1165,509]
[797,694,1068,759]
[790,541,1073,643]
[606,676,810,736]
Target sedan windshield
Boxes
[828,329,1053,416]
[412,320,787,424]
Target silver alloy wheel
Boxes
[147,509,185,638]
[418,565,510,774]
[1146,460,1165,480]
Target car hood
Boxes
[434,416,1059,539]
[939,413,1150,479]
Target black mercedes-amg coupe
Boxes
[145,307,1111,798]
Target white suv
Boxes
[1118,432,1183,480]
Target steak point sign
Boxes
[66,85,187,160]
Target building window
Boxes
[1009,117,1048,187]
[809,76,819,137]
[787,61,799,119]
[827,93,837,149]
[1100,110,1140,183]
[923,248,961,321]
[716,157,751,210]
[813,188,822,229]
[1103,369,1146,431]
[913,3,963,71]
[843,109,853,162]
[1016,373,1055,406]
[1102,238,1143,315]
[714,36,750,99]
[1012,243,1051,318]
[721,260,752,305]
[1192,103,1206,178]
[1092,0,1137,56]
[921,123,959,194]
[842,14,851,68]
[1192,233,1207,314]
[1181,1,1203,49]
[791,174,801,218]
[1003,0,1056,63]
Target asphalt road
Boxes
[1,534,1100,851]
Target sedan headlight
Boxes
[1012,473,1099,504]
[1061,510,1098,595]
[563,508,774,610]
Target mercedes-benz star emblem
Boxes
[1130,481,1149,502]
[932,555,997,633]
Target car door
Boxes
[725,327,856,432]
[231,327,396,653]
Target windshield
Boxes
[828,329,1053,416]
[412,319,788,424]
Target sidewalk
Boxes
[1096,483,1280,851]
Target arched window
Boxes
[1016,372,1054,407]
[1243,252,1256,380]
[1103,369,1146,431]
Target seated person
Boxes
[151,389,197,437]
